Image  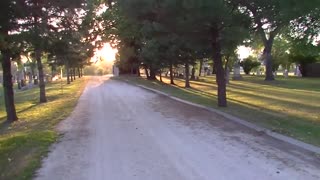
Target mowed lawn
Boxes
[115,75,320,147]
[0,78,87,180]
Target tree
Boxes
[271,37,291,72]
[288,40,319,77]
[235,0,319,81]
[240,56,261,75]
[105,0,250,106]
[0,0,28,122]
[177,0,250,106]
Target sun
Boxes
[97,43,118,63]
[237,46,252,60]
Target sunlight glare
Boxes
[96,43,118,63]
[237,46,252,60]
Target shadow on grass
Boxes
[236,76,320,92]
[227,88,320,112]
[115,75,320,146]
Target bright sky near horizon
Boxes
[93,43,251,64]
[237,46,252,60]
[93,43,118,63]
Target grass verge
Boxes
[114,75,320,147]
[0,77,87,180]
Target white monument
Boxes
[296,66,302,77]
[233,61,242,80]
[283,69,288,78]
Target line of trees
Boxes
[100,0,319,107]
[0,0,97,123]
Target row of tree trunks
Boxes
[1,50,18,122]
[66,65,84,84]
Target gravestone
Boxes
[273,71,277,77]
[283,69,288,78]
[113,66,119,76]
[256,69,261,76]
[233,62,242,80]
[296,67,302,77]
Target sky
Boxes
[93,43,118,63]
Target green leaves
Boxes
[240,56,261,75]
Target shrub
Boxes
[240,56,261,75]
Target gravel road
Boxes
[35,76,320,180]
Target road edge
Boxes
[117,79,320,154]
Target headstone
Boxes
[233,62,242,80]
[294,65,298,76]
[113,66,120,76]
[257,69,261,76]
[283,69,289,78]
[296,66,302,77]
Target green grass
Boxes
[114,75,320,146]
[0,78,87,180]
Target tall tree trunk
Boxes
[80,68,83,77]
[78,67,81,78]
[148,68,157,80]
[66,63,70,84]
[70,69,73,83]
[224,56,230,84]
[169,62,175,85]
[190,66,196,80]
[73,68,76,80]
[264,40,275,81]
[212,31,227,107]
[185,62,190,88]
[199,59,203,76]
[137,66,140,77]
[51,66,54,81]
[159,70,163,82]
[33,11,47,103]
[35,49,47,103]
[212,62,216,75]
[1,50,18,122]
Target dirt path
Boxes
[35,76,320,180]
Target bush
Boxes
[240,57,261,75]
